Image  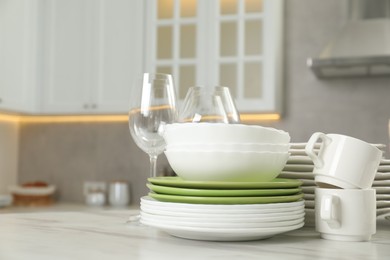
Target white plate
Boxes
[377,201,390,208]
[378,165,390,172]
[140,219,305,241]
[377,207,390,216]
[140,210,305,223]
[373,180,390,186]
[304,200,315,208]
[286,156,313,165]
[141,196,304,211]
[9,185,55,196]
[290,143,320,149]
[289,149,317,156]
[374,186,390,194]
[301,186,316,194]
[282,165,314,172]
[375,172,390,180]
[303,193,315,200]
[377,194,390,200]
[140,204,305,217]
[380,159,390,165]
[141,213,304,229]
[279,171,315,179]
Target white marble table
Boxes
[0,209,390,260]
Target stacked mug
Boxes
[305,132,382,242]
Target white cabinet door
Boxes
[41,0,143,114]
[92,0,144,113]
[0,0,39,113]
[41,0,92,113]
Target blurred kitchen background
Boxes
[1,0,390,205]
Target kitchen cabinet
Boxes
[42,0,143,114]
[144,0,284,113]
[0,0,143,114]
[0,0,39,113]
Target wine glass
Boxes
[179,86,240,123]
[128,73,177,178]
[213,86,241,123]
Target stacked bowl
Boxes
[140,123,306,241]
[163,123,291,182]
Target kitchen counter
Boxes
[1,208,390,260]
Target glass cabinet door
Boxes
[145,0,202,100]
[144,0,283,114]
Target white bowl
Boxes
[163,123,290,145]
[164,150,290,182]
[166,143,290,153]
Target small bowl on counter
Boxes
[9,182,56,206]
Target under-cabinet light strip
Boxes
[0,113,280,123]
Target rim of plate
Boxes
[141,196,304,209]
[140,214,304,229]
[140,218,305,234]
[140,203,305,215]
[140,211,305,223]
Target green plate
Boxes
[147,177,302,189]
[147,183,302,197]
[148,192,304,204]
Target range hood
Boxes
[307,0,390,78]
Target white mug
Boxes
[305,132,382,189]
[108,181,130,207]
[315,187,376,241]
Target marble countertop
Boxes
[1,207,390,260]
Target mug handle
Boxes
[305,132,331,168]
[320,194,341,229]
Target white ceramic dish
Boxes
[289,149,319,156]
[301,186,316,194]
[378,165,390,172]
[163,123,291,145]
[290,143,321,149]
[377,194,390,200]
[141,196,304,210]
[166,143,290,153]
[287,156,313,165]
[373,180,390,186]
[303,193,315,200]
[279,171,315,179]
[9,185,56,196]
[165,150,290,182]
[140,218,304,241]
[380,159,390,165]
[375,172,390,180]
[376,207,390,216]
[377,201,390,208]
[282,164,314,172]
[141,213,304,229]
[140,204,305,217]
[374,186,390,194]
[304,200,315,208]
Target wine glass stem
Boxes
[149,154,158,178]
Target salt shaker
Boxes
[108,181,130,207]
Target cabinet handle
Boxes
[91,104,97,109]
[83,104,89,109]
[0,98,2,103]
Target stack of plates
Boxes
[374,159,390,219]
[140,177,305,241]
[279,143,317,226]
[279,142,389,225]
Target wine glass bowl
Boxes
[179,86,240,124]
[128,73,177,178]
